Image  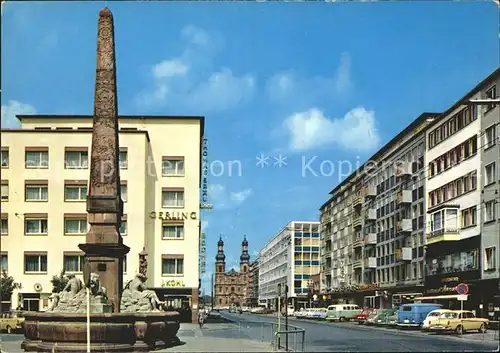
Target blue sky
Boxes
[1,1,499,292]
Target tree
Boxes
[51,270,69,293]
[0,270,15,303]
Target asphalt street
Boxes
[222,311,499,352]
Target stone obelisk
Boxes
[79,7,130,313]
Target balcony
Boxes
[426,227,460,245]
[364,232,377,245]
[395,247,412,261]
[353,237,364,248]
[364,186,377,197]
[397,190,412,204]
[353,215,363,228]
[364,257,377,268]
[396,161,412,177]
[397,219,412,232]
[353,194,363,207]
[353,259,363,269]
[365,208,376,221]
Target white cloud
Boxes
[137,26,255,113]
[266,51,353,104]
[230,189,252,204]
[284,107,380,152]
[152,59,189,79]
[1,100,36,128]
[208,183,252,210]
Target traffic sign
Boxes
[456,283,469,295]
[457,294,468,301]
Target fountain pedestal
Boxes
[21,311,180,352]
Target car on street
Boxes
[0,311,25,334]
[325,304,361,322]
[421,309,453,331]
[365,310,380,325]
[367,308,392,326]
[428,310,489,335]
[354,308,377,324]
[250,307,265,314]
[397,303,442,328]
[310,308,328,320]
[294,308,307,319]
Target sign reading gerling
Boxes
[201,138,209,204]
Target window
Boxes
[119,150,128,169]
[426,249,478,275]
[485,85,497,113]
[485,125,497,150]
[25,184,48,201]
[0,182,7,201]
[63,254,84,273]
[162,157,185,176]
[65,150,88,169]
[484,201,496,223]
[64,218,87,235]
[25,218,48,235]
[485,163,496,186]
[65,184,87,201]
[485,247,496,271]
[123,255,127,273]
[1,217,8,235]
[461,207,477,228]
[0,254,7,272]
[161,257,184,275]
[119,217,127,235]
[1,149,8,168]
[25,150,49,168]
[162,224,184,239]
[24,254,48,273]
[162,189,184,208]
[120,183,128,202]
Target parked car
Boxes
[326,304,362,322]
[294,308,307,319]
[428,310,489,335]
[310,308,328,320]
[355,308,377,324]
[421,309,453,331]
[397,303,443,328]
[250,307,265,314]
[369,308,393,326]
[376,307,399,326]
[365,310,381,325]
[0,311,25,334]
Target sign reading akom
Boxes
[150,211,197,220]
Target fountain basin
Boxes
[21,311,180,352]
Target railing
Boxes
[237,320,306,352]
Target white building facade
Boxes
[258,221,320,309]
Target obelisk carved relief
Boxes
[79,7,130,313]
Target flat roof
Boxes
[1,127,151,141]
[323,66,500,206]
[15,114,205,138]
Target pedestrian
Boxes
[198,309,205,328]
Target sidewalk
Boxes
[160,323,276,352]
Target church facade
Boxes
[214,236,251,307]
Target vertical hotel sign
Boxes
[200,138,212,210]
[199,233,206,274]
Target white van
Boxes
[326,304,361,322]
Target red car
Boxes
[355,308,377,324]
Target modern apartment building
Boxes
[424,69,500,318]
[258,221,320,309]
[0,114,204,322]
[320,112,439,309]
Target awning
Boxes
[414,294,468,301]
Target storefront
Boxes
[154,287,199,323]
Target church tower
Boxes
[215,235,226,273]
[240,235,250,272]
